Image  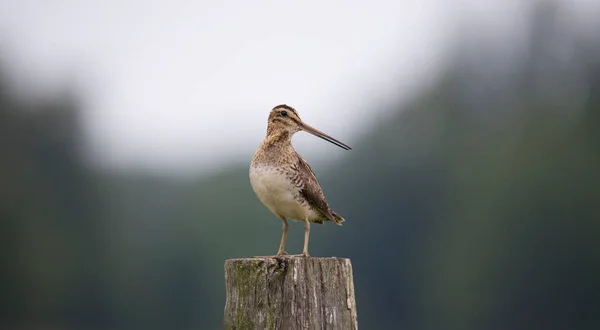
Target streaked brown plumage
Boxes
[249,104,351,257]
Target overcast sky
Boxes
[0,0,597,175]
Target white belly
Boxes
[249,164,319,221]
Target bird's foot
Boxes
[291,252,311,257]
[252,250,289,258]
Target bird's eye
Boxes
[280,110,287,117]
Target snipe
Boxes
[249,104,351,257]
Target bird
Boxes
[249,104,351,257]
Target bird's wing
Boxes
[295,152,334,221]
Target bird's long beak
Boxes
[298,121,352,150]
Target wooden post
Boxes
[224,257,358,330]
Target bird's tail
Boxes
[330,211,345,226]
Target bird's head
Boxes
[267,104,351,150]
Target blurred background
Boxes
[1,0,599,329]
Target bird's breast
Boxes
[249,163,315,221]
[249,164,300,205]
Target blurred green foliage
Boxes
[1,2,599,329]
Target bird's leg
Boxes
[276,217,289,256]
[253,216,290,258]
[301,217,310,257]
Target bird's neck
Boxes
[264,128,292,147]
[253,129,295,166]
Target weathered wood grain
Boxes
[224,257,358,330]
